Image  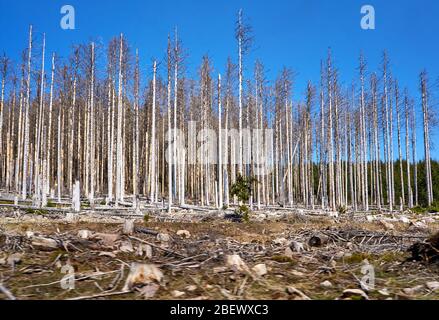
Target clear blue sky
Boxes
[0,0,438,159]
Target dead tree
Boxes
[420,71,434,206]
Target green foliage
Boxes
[237,205,250,222]
[394,160,439,208]
[411,201,439,214]
[25,208,49,215]
[428,205,439,213]
[46,200,57,208]
[411,206,427,214]
[81,202,90,209]
[143,213,150,224]
[230,174,257,203]
[230,174,258,222]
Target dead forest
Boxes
[0,11,437,212]
[0,10,439,301]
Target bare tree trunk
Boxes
[167,36,173,212]
[33,33,45,205]
[133,50,140,207]
[404,90,413,208]
[420,71,433,206]
[217,74,223,209]
[359,55,369,211]
[411,101,418,207]
[68,54,76,197]
[0,55,9,184]
[149,61,157,203]
[319,63,326,209]
[327,53,336,211]
[106,78,113,202]
[14,64,25,194]
[89,43,95,204]
[115,35,124,205]
[22,25,33,200]
[371,75,381,210]
[236,9,251,175]
[5,78,15,190]
[173,30,179,205]
[57,100,62,202]
[383,54,393,212]
[254,63,261,210]
[389,78,395,208]
[285,95,292,206]
[395,81,405,207]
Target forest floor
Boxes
[1,205,439,300]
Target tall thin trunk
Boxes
[327,52,336,211]
[149,61,157,203]
[412,100,418,206]
[359,55,369,211]
[371,74,381,209]
[217,74,223,209]
[89,42,95,203]
[404,90,413,208]
[133,50,140,206]
[57,99,62,202]
[115,35,124,205]
[420,71,433,206]
[22,25,32,200]
[319,62,326,209]
[167,36,173,212]
[383,54,393,211]
[68,55,76,196]
[395,81,405,206]
[237,9,246,175]
[33,33,45,204]
[0,56,8,182]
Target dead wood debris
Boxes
[408,232,439,263]
[0,284,16,300]
[0,209,438,300]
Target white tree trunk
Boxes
[149,61,157,203]
[115,35,124,205]
[167,36,173,212]
[217,74,223,209]
[90,43,96,204]
[404,92,413,208]
[22,25,32,200]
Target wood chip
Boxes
[286,286,311,300]
[341,289,369,300]
[123,263,164,291]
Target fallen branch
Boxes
[408,232,439,263]
[0,284,16,300]
[67,290,131,300]
[22,270,120,289]
[308,234,330,247]
[128,236,187,258]
[135,227,159,236]
[176,204,211,212]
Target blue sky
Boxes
[0,0,438,158]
